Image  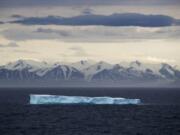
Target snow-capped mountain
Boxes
[82,61,113,80]
[0,60,180,86]
[120,61,162,75]
[42,64,84,80]
[3,59,52,71]
[1,60,54,78]
[0,60,84,81]
[71,60,95,71]
[91,63,162,82]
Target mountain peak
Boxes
[71,60,95,71]
[5,59,34,70]
[130,60,141,67]
[4,59,51,71]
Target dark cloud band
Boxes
[1,0,180,8]
[10,13,179,27]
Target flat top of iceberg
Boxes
[30,94,141,105]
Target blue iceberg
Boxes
[30,95,141,105]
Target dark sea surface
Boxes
[0,87,180,135]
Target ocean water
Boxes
[0,88,180,135]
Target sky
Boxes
[0,0,180,65]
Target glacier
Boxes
[30,95,141,105]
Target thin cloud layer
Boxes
[10,13,179,27]
[0,42,19,48]
[2,25,180,42]
[69,47,89,57]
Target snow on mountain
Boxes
[4,60,36,70]
[2,60,54,77]
[42,64,84,80]
[4,60,51,71]
[82,61,113,80]
[91,63,160,82]
[91,61,180,82]
[71,60,95,71]
[0,60,180,83]
[120,61,164,76]
[121,61,158,72]
[159,63,177,79]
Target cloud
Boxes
[11,14,24,18]
[10,13,179,27]
[82,8,93,15]
[14,50,37,54]
[2,25,180,42]
[0,0,180,8]
[145,56,176,63]
[36,28,70,37]
[69,47,89,56]
[1,27,72,41]
[0,42,19,48]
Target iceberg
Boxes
[30,95,141,105]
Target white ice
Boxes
[30,95,141,105]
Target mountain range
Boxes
[0,60,180,87]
